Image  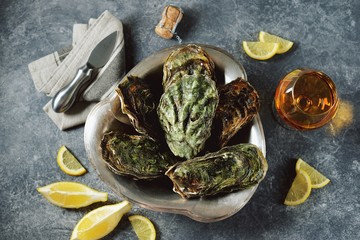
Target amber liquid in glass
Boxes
[274,69,339,130]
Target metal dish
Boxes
[84,44,266,222]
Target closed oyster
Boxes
[208,78,260,149]
[162,44,216,90]
[165,143,268,198]
[115,75,162,140]
[157,72,219,159]
[101,131,177,180]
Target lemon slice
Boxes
[129,215,156,240]
[296,158,330,188]
[259,31,294,54]
[284,170,312,206]
[37,182,108,208]
[71,201,132,240]
[242,41,279,60]
[57,145,87,176]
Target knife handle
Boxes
[52,64,94,113]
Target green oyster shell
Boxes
[157,72,219,159]
[165,143,268,198]
[115,75,162,140]
[101,131,177,180]
[207,78,260,150]
[162,44,215,90]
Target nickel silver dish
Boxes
[84,44,266,222]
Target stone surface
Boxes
[0,0,359,239]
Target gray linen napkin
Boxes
[28,11,125,130]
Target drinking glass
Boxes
[274,68,339,130]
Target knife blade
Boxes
[52,31,117,113]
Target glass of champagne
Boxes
[274,68,339,130]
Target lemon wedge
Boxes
[57,146,87,176]
[71,201,132,240]
[129,215,156,240]
[284,170,312,206]
[259,31,294,54]
[37,182,107,208]
[242,41,279,60]
[296,158,330,188]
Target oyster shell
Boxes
[165,143,268,198]
[162,44,216,90]
[101,131,177,180]
[115,75,162,140]
[208,78,260,150]
[157,72,219,159]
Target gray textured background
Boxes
[1,0,359,239]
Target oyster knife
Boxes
[52,31,117,113]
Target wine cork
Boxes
[155,5,183,39]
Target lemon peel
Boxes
[37,181,107,208]
[57,146,87,176]
[259,31,294,54]
[129,215,156,240]
[242,41,279,60]
[284,170,312,206]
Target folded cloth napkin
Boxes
[28,10,126,130]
